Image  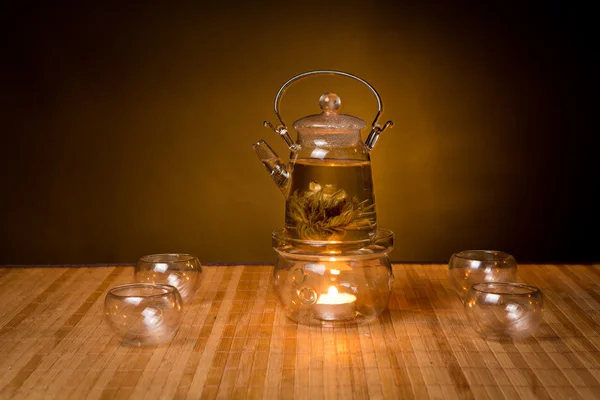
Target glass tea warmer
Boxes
[253,70,395,326]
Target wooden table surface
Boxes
[0,264,599,400]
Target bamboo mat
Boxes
[0,264,599,400]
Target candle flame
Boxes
[330,269,340,275]
[317,285,356,305]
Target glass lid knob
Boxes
[319,92,341,114]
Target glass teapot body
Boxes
[284,122,377,245]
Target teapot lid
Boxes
[293,93,366,132]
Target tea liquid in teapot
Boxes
[285,158,376,242]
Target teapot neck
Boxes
[297,131,363,147]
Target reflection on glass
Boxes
[104,283,183,346]
[448,250,517,301]
[135,253,202,304]
[464,282,544,341]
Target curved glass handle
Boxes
[264,70,394,150]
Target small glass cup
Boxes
[135,254,202,304]
[104,283,183,346]
[449,250,517,301]
[464,282,544,340]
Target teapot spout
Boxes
[253,140,290,197]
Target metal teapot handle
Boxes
[264,70,394,151]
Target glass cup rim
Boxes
[139,253,198,263]
[108,283,178,298]
[452,250,514,262]
[470,282,540,296]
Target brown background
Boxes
[1,2,597,264]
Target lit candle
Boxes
[313,286,357,321]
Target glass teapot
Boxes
[253,70,393,249]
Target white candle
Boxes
[313,286,357,321]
